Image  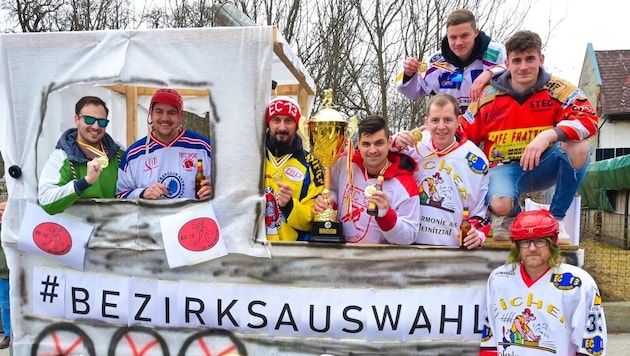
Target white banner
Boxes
[32,266,487,341]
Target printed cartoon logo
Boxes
[498,308,555,353]
[178,217,220,251]
[33,222,72,255]
[158,172,185,198]
[265,186,281,234]
[418,172,454,213]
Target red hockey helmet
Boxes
[509,210,559,245]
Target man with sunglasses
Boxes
[396,9,506,113]
[117,88,212,200]
[38,96,124,215]
[480,209,607,355]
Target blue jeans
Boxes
[486,143,591,220]
[0,278,10,336]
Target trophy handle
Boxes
[298,116,311,151]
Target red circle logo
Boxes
[33,222,73,255]
[178,217,220,251]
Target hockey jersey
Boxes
[397,31,506,112]
[462,69,598,165]
[117,129,212,199]
[330,151,420,244]
[480,263,607,356]
[404,131,489,246]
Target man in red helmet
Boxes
[479,209,607,356]
[117,88,212,199]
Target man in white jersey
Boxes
[396,8,506,112]
[480,209,607,356]
[117,89,212,199]
[394,94,489,248]
[313,115,420,244]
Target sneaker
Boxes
[0,335,10,349]
[557,220,571,245]
[490,213,513,241]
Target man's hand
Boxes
[520,129,557,171]
[276,181,293,207]
[469,69,493,101]
[394,127,426,150]
[141,183,169,200]
[461,226,483,249]
[85,158,102,185]
[402,57,421,77]
[197,179,212,199]
[367,190,390,217]
[313,194,334,214]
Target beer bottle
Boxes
[367,175,384,216]
[459,207,471,249]
[195,159,205,199]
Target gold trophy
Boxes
[308,89,349,243]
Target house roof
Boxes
[595,50,630,114]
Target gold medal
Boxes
[364,185,377,197]
[412,130,423,142]
[97,156,109,169]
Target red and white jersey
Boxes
[480,263,607,356]
[330,151,420,245]
[403,131,489,246]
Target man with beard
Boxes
[39,96,125,214]
[396,8,506,112]
[264,96,324,241]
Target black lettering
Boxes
[274,303,298,331]
[342,305,363,333]
[71,287,90,315]
[440,304,463,334]
[409,305,431,334]
[165,296,170,324]
[102,290,119,319]
[247,300,267,328]
[372,304,401,331]
[218,299,238,327]
[134,293,151,322]
[308,305,330,333]
[473,304,484,334]
[185,297,205,324]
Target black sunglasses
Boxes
[79,114,109,128]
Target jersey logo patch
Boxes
[550,272,582,291]
[159,172,186,198]
[466,152,488,174]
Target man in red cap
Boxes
[117,88,212,199]
[264,96,324,241]
[480,209,607,355]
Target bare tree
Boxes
[2,0,134,31]
[1,0,538,132]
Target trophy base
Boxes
[309,221,345,243]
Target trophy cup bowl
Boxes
[308,105,348,243]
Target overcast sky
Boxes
[520,0,629,84]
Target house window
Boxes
[595,147,630,161]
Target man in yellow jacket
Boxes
[264,97,324,241]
